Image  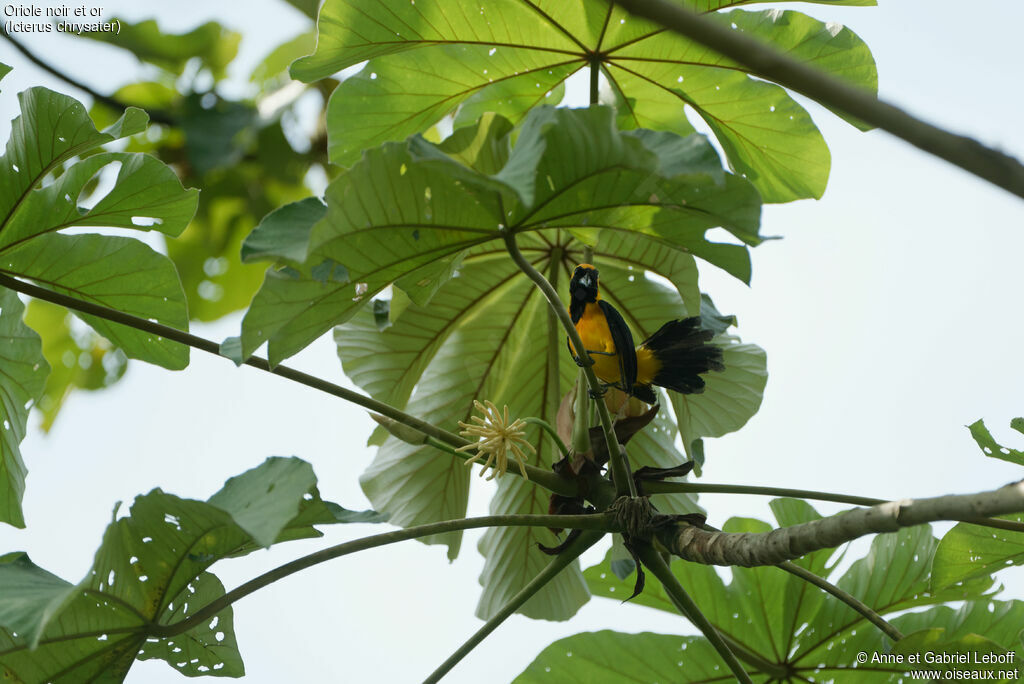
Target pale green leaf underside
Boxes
[243,106,760,365]
[298,0,876,202]
[0,87,198,370]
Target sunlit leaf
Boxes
[297,0,875,202]
[932,514,1024,590]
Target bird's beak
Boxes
[578,275,592,288]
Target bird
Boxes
[567,263,724,404]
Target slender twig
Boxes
[636,544,755,683]
[148,514,613,639]
[777,561,904,643]
[0,32,176,126]
[645,481,1024,534]
[502,231,637,498]
[658,480,1024,567]
[608,0,1024,201]
[423,530,604,684]
[0,271,575,495]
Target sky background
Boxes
[2,0,1024,682]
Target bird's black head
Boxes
[569,264,600,303]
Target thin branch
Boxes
[0,271,576,496]
[777,561,904,643]
[636,544,755,683]
[0,32,176,126]
[522,417,569,460]
[645,481,1024,534]
[149,514,613,639]
[423,529,604,684]
[502,231,636,498]
[658,480,1024,567]
[608,0,1024,201]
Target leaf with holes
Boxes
[295,0,875,202]
[0,457,385,681]
[968,418,1024,467]
[0,288,49,528]
[0,87,198,369]
[931,514,1024,591]
[242,106,760,365]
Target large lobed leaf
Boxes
[242,106,761,365]
[0,457,385,682]
[0,86,199,526]
[294,0,877,203]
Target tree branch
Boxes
[0,271,576,496]
[0,31,176,126]
[644,481,1024,534]
[657,480,1024,567]
[149,514,614,639]
[609,0,1024,201]
[502,231,636,498]
[423,529,604,684]
[636,544,755,683]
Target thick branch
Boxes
[150,514,613,639]
[1,32,176,126]
[502,231,636,498]
[0,272,575,495]
[658,480,1024,566]
[636,544,755,683]
[645,481,1024,533]
[610,0,1024,201]
[424,529,604,684]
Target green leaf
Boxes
[3,234,190,370]
[23,299,127,432]
[968,418,1024,467]
[241,197,326,265]
[76,18,241,79]
[671,340,768,460]
[587,506,996,678]
[891,599,1024,661]
[932,514,1024,591]
[0,63,10,82]
[515,631,749,683]
[207,456,317,548]
[0,88,198,370]
[0,288,48,528]
[244,106,761,364]
[299,0,875,202]
[0,457,383,681]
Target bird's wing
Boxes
[599,299,637,393]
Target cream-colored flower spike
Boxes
[455,400,535,481]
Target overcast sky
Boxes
[2,1,1023,682]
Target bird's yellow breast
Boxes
[572,302,622,384]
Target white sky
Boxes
[2,1,1024,682]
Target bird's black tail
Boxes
[642,318,724,395]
